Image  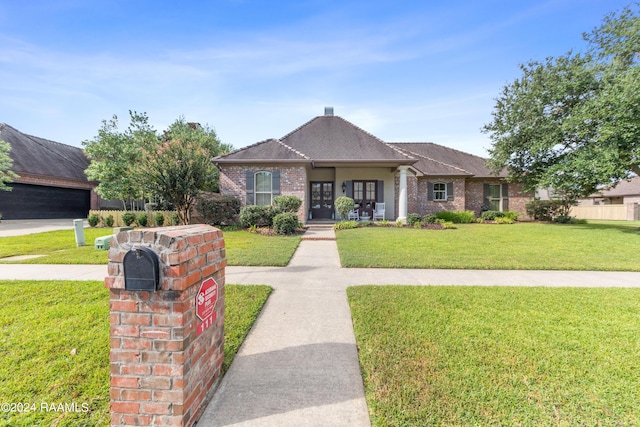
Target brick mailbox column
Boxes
[105,225,226,427]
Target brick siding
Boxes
[106,225,225,427]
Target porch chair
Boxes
[373,202,385,221]
[347,209,360,221]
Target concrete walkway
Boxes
[2,224,640,426]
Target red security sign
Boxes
[196,277,218,336]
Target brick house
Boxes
[0,123,99,219]
[215,108,532,223]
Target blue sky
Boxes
[0,0,632,156]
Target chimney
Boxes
[324,106,334,116]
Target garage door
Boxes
[0,183,90,219]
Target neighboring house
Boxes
[0,123,98,219]
[579,176,640,205]
[215,108,531,223]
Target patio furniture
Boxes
[373,202,385,221]
[347,209,360,221]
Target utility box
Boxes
[73,219,85,247]
[94,235,113,250]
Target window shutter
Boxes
[501,183,509,211]
[245,170,255,205]
[427,182,434,201]
[376,180,384,203]
[346,181,353,198]
[447,182,454,201]
[272,171,281,196]
[483,183,490,210]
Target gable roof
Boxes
[0,123,90,183]
[390,142,505,178]
[215,114,416,166]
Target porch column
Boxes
[397,166,408,223]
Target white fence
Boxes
[570,203,639,221]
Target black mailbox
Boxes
[123,247,160,291]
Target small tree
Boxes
[139,118,232,225]
[334,196,355,221]
[0,139,18,191]
[83,112,154,209]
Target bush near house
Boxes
[196,193,241,226]
[435,210,476,223]
[273,212,299,235]
[334,196,355,221]
[239,205,280,228]
[273,195,302,214]
[526,200,569,222]
[406,213,422,226]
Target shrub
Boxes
[104,214,114,227]
[503,210,519,221]
[481,210,504,221]
[494,216,515,224]
[239,205,280,228]
[407,213,422,227]
[273,212,299,235]
[154,212,165,226]
[136,213,148,227]
[526,200,569,221]
[273,195,302,213]
[436,210,475,224]
[87,213,101,227]
[122,212,136,226]
[197,193,241,225]
[170,212,181,225]
[435,218,457,229]
[334,197,355,221]
[334,220,359,230]
[376,220,390,227]
[422,213,438,224]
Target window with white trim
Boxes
[433,183,447,201]
[255,171,272,205]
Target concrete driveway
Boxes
[0,218,87,237]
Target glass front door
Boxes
[310,182,334,219]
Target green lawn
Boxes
[337,221,640,270]
[0,228,114,264]
[0,228,301,266]
[223,230,301,266]
[348,286,640,426]
[0,281,270,427]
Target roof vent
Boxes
[324,107,334,116]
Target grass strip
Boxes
[348,285,640,426]
[0,281,270,427]
[0,229,301,267]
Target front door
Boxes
[310,182,334,219]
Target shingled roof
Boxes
[215,114,416,166]
[0,123,90,183]
[215,112,502,178]
[390,143,505,178]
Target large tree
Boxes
[139,118,232,224]
[483,4,640,205]
[0,139,18,192]
[83,111,155,209]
